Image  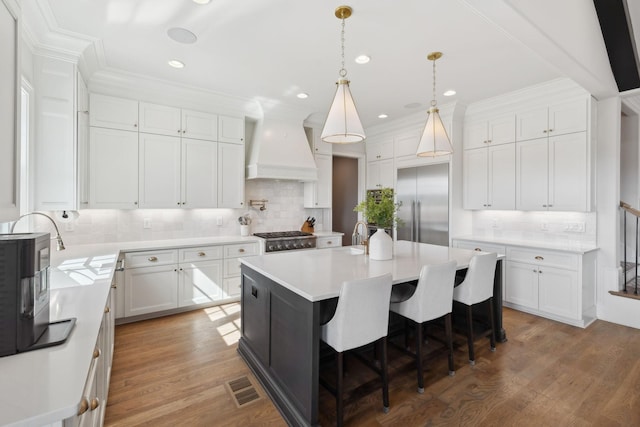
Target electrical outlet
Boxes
[216,216,223,226]
[143,218,152,229]
[564,222,586,232]
[64,222,74,232]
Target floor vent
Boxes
[225,376,262,408]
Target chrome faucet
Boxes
[352,220,369,251]
[10,212,66,251]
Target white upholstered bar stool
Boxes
[320,273,393,427]
[453,252,498,365]
[389,260,457,393]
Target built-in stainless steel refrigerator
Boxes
[396,163,449,246]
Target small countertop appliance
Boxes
[0,233,75,357]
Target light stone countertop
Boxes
[0,235,262,427]
[240,241,500,302]
[452,235,598,254]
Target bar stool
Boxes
[320,273,393,427]
[389,260,457,393]
[453,252,498,365]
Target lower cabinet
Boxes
[316,235,342,249]
[121,242,259,320]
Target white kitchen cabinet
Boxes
[218,115,245,144]
[77,74,90,208]
[505,260,539,310]
[463,113,515,150]
[305,126,332,155]
[138,133,182,208]
[124,263,179,317]
[366,138,394,161]
[89,127,139,209]
[181,138,218,208]
[0,0,19,222]
[89,94,139,132]
[366,158,394,190]
[178,246,224,307]
[463,143,515,210]
[223,242,259,298]
[393,131,420,158]
[33,55,78,211]
[516,98,587,142]
[304,154,332,208]
[181,109,218,141]
[218,142,245,208]
[316,236,342,249]
[516,132,589,211]
[138,102,182,137]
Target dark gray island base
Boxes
[237,245,505,427]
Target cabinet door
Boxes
[181,109,217,141]
[304,154,332,208]
[124,265,178,316]
[505,261,539,309]
[89,128,139,209]
[516,106,548,141]
[366,139,394,160]
[366,160,381,190]
[463,121,488,150]
[311,127,332,155]
[538,266,578,319]
[77,74,90,208]
[394,131,420,157]
[181,138,218,208]
[488,143,515,209]
[89,94,138,132]
[217,142,245,208]
[218,115,245,144]
[488,113,516,145]
[139,102,182,137]
[138,133,181,208]
[0,0,18,222]
[378,159,395,189]
[179,260,224,307]
[33,56,77,211]
[548,132,588,211]
[549,98,587,136]
[516,139,548,210]
[463,148,488,209]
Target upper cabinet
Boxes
[366,139,394,161]
[138,102,219,141]
[305,126,332,155]
[33,56,79,211]
[516,98,587,142]
[304,153,332,208]
[464,113,515,150]
[90,94,139,131]
[0,0,19,222]
[218,115,245,144]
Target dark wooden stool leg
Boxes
[337,351,344,427]
[466,304,475,365]
[415,321,424,393]
[445,313,455,376]
[380,337,390,412]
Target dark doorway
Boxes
[332,156,358,246]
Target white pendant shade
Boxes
[416,107,453,157]
[321,79,365,144]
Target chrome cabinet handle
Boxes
[148,256,158,262]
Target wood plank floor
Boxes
[104,304,640,427]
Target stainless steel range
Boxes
[254,231,317,252]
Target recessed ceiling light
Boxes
[192,0,211,4]
[355,55,371,64]
[168,60,185,69]
[167,27,197,44]
[297,93,309,99]
[378,114,388,119]
[404,102,422,109]
[443,90,456,97]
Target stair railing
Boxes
[620,201,640,294]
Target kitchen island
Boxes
[238,241,505,427]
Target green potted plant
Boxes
[353,188,401,260]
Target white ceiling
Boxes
[22,0,618,127]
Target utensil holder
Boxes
[240,225,250,236]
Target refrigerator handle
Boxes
[409,200,416,242]
[417,200,421,242]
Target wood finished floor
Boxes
[104,304,640,427]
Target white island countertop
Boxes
[0,235,262,427]
[240,241,500,302]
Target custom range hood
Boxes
[246,115,318,181]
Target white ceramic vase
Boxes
[368,227,393,260]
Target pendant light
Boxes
[416,52,453,157]
[321,5,365,144]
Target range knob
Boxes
[276,244,283,251]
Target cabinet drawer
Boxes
[506,247,578,270]
[179,246,223,262]
[454,240,506,256]
[317,236,342,249]
[224,277,242,298]
[224,242,259,258]
[124,249,178,268]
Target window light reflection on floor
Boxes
[205,303,242,346]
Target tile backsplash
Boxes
[471,210,597,246]
[7,180,331,246]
